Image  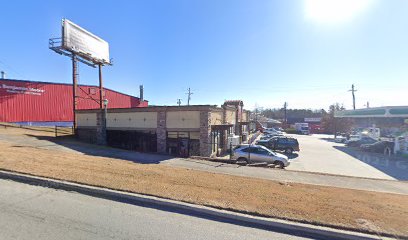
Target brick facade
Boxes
[157,111,167,153]
[199,111,212,157]
[96,110,107,145]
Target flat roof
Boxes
[335,106,408,118]
[76,105,221,113]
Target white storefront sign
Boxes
[0,84,45,96]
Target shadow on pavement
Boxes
[319,138,338,143]
[333,146,408,181]
[24,134,175,164]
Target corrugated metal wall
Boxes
[0,79,147,122]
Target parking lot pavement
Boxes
[285,134,408,180]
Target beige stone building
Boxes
[76,102,250,157]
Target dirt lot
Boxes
[1,126,408,237]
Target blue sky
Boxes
[0,0,407,110]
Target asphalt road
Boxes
[0,179,312,240]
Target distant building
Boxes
[335,106,408,137]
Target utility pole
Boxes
[283,102,288,126]
[177,98,182,106]
[72,55,78,134]
[348,84,357,110]
[139,85,144,102]
[98,64,104,109]
[186,87,193,106]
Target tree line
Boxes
[257,103,353,134]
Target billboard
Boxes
[62,19,110,64]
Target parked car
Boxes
[256,137,299,154]
[334,133,348,143]
[346,134,361,142]
[231,144,290,168]
[263,128,283,136]
[334,135,347,143]
[271,127,284,132]
[360,141,394,155]
[346,137,377,147]
[260,135,277,140]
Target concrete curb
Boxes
[0,170,399,240]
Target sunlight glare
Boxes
[304,0,374,24]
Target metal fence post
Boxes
[230,142,233,160]
[248,143,251,162]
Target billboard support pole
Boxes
[98,64,107,145]
[98,64,104,109]
[72,55,78,135]
[49,19,112,136]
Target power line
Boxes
[348,84,357,110]
[186,87,193,106]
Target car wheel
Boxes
[285,148,293,154]
[274,161,285,169]
[237,157,249,165]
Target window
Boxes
[241,147,250,153]
[256,148,270,155]
[167,132,178,139]
[241,147,260,153]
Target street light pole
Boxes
[103,99,109,145]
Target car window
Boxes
[242,147,259,153]
[256,148,270,155]
[288,139,297,144]
[241,147,250,152]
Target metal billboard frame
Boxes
[49,19,112,133]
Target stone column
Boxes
[96,110,107,145]
[222,105,226,124]
[235,108,240,135]
[157,111,167,154]
[199,111,212,157]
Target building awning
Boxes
[335,106,408,118]
[211,124,233,130]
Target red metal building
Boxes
[0,79,147,123]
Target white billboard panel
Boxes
[62,19,110,64]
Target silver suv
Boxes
[232,144,290,168]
